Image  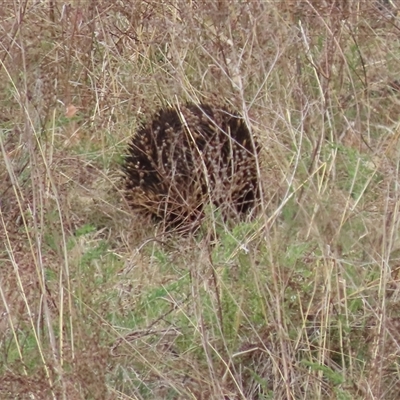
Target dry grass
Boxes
[1,0,400,399]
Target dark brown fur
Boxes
[122,103,260,230]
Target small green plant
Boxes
[1,1,400,398]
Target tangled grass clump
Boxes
[122,103,260,231]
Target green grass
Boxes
[1,1,400,399]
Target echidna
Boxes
[122,103,260,230]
